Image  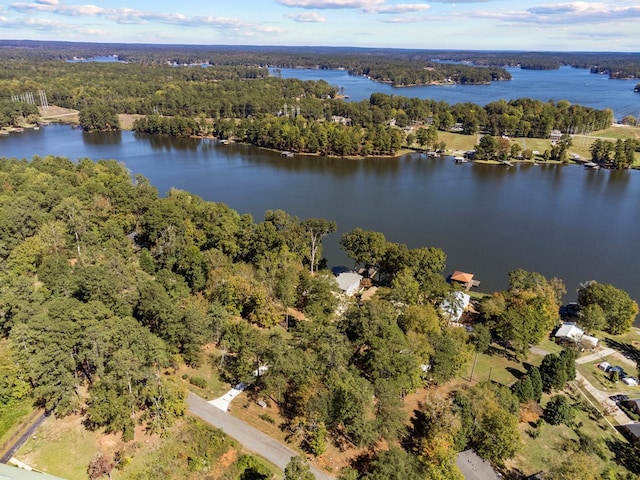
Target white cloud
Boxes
[285,12,327,22]
[279,0,386,9]
[7,1,284,36]
[471,2,640,25]
[364,3,430,14]
[377,14,431,23]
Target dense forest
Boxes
[2,40,640,80]
[0,52,617,158]
[1,156,638,479]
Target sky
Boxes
[0,0,639,52]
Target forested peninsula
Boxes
[1,42,627,161]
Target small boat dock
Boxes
[449,271,481,291]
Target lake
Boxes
[274,66,640,121]
[1,124,639,309]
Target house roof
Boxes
[0,464,67,480]
[456,450,501,480]
[555,323,582,340]
[555,323,599,346]
[440,291,471,322]
[335,271,363,296]
[451,271,474,283]
[623,422,640,438]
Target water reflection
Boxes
[83,130,122,145]
[134,132,201,152]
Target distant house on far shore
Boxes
[330,115,351,126]
[549,129,562,144]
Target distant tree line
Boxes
[2,40,639,79]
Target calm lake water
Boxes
[1,124,639,309]
[274,66,640,120]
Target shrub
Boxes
[189,376,208,389]
[259,413,275,425]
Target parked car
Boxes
[609,394,630,403]
[609,365,625,375]
[598,361,611,372]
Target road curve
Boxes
[187,393,335,480]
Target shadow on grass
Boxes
[604,338,640,365]
[606,431,640,474]
[506,367,525,381]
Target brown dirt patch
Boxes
[209,447,239,478]
[118,113,144,130]
[39,105,79,123]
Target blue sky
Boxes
[0,0,638,51]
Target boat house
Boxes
[450,271,480,291]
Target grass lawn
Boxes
[0,399,36,448]
[536,337,565,355]
[510,392,626,477]
[577,358,640,396]
[176,345,231,401]
[438,131,478,152]
[15,414,106,480]
[462,347,545,387]
[592,125,640,141]
[422,128,640,167]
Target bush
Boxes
[545,394,576,426]
[189,376,208,389]
[258,413,275,425]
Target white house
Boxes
[336,271,363,296]
[555,322,599,348]
[440,291,471,323]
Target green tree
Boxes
[284,455,315,480]
[340,228,387,270]
[79,103,120,132]
[470,323,491,354]
[545,394,575,425]
[363,448,424,480]
[579,303,606,333]
[529,365,543,403]
[548,452,601,480]
[474,406,522,464]
[578,281,638,334]
[512,375,534,403]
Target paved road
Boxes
[0,411,46,463]
[188,393,334,480]
[576,347,616,365]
